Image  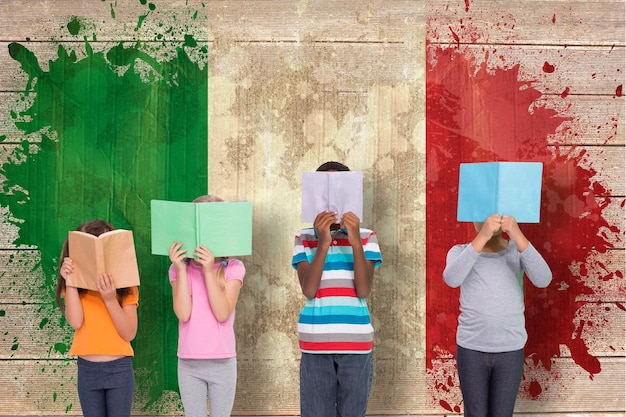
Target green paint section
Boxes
[2,15,207,412]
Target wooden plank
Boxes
[0,0,207,42]
[1,357,622,415]
[0,250,48,301]
[3,93,623,147]
[0,304,71,360]
[206,1,624,46]
[427,0,625,46]
[1,293,622,359]
[426,44,624,97]
[1,45,624,95]
[2,1,623,46]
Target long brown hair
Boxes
[55,219,133,313]
[193,195,228,289]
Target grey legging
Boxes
[177,357,237,417]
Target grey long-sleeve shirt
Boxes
[443,241,552,353]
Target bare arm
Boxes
[297,211,336,299]
[60,257,84,329]
[341,212,374,298]
[97,274,138,342]
[169,242,192,322]
[195,246,243,322]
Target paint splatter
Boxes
[1,6,208,413]
[425,43,620,411]
[543,61,555,73]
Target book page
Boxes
[67,229,139,290]
[497,162,543,222]
[457,162,543,223]
[67,231,101,290]
[301,171,363,223]
[101,230,141,288]
[151,200,199,257]
[456,162,499,222]
[196,201,252,257]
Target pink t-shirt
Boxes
[169,259,245,359]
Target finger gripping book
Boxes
[67,229,140,290]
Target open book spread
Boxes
[67,229,140,290]
[301,171,363,223]
[150,200,253,258]
[456,161,543,223]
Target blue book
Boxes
[456,162,543,223]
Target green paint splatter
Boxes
[53,342,69,354]
[39,317,49,329]
[3,11,207,412]
[67,17,81,35]
[0,310,5,317]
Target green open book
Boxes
[150,200,253,258]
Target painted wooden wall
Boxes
[0,1,623,416]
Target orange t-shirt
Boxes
[68,287,139,356]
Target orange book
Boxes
[67,229,140,290]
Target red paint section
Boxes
[616,84,623,97]
[425,45,619,410]
[543,61,555,73]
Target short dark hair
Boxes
[316,161,350,172]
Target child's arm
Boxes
[341,212,374,298]
[195,246,242,322]
[297,211,336,299]
[443,244,479,288]
[169,242,192,322]
[471,213,504,252]
[60,257,84,329]
[500,215,529,251]
[97,273,138,342]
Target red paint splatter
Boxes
[425,43,617,410]
[551,14,556,23]
[528,380,543,399]
[560,87,570,98]
[543,61,555,73]
[449,26,460,46]
[464,0,470,12]
[616,84,623,97]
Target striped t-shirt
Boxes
[292,227,382,354]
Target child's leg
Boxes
[206,357,237,417]
[456,345,491,417]
[102,357,135,417]
[335,353,372,417]
[488,348,524,417]
[178,358,209,417]
[77,358,107,417]
[300,353,338,417]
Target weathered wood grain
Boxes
[2,1,624,46]
[427,1,625,46]
[0,357,622,415]
[2,92,623,146]
[1,298,622,361]
[0,0,623,416]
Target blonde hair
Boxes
[193,194,224,203]
[193,194,227,289]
